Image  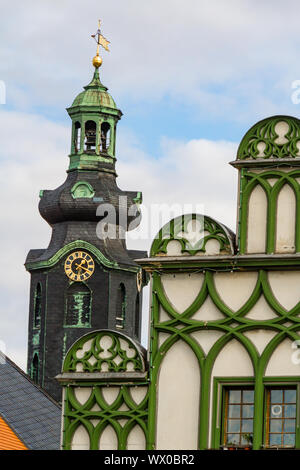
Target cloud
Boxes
[0,111,69,369]
[0,110,238,369]
[1,0,300,121]
[119,130,238,252]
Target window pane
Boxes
[266,387,297,449]
[242,405,254,418]
[269,434,282,446]
[229,390,241,403]
[224,387,254,447]
[284,420,296,433]
[241,420,253,432]
[241,434,253,445]
[227,420,240,433]
[271,404,283,418]
[271,390,283,403]
[243,390,254,403]
[228,405,240,418]
[284,390,296,403]
[284,405,296,418]
[283,434,295,446]
[226,434,239,445]
[270,419,282,433]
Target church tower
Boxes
[25,23,146,402]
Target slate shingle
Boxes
[0,352,61,450]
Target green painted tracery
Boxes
[148,267,300,450]
[151,214,235,257]
[237,116,300,161]
[63,330,146,373]
[61,330,148,450]
[62,384,149,450]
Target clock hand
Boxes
[75,262,90,273]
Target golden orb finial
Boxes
[92,54,103,68]
[91,20,110,69]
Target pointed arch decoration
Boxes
[239,169,300,254]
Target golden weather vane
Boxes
[91,20,110,68]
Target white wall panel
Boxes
[71,424,90,450]
[268,271,300,310]
[127,425,146,450]
[212,339,254,377]
[214,272,258,312]
[265,338,300,376]
[192,296,224,321]
[99,425,118,450]
[74,387,92,405]
[243,329,278,355]
[190,330,224,355]
[245,295,277,321]
[161,273,203,313]
[156,340,200,449]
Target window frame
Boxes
[212,377,300,450]
[263,378,300,449]
[212,377,255,449]
[64,281,92,328]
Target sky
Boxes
[1,0,300,370]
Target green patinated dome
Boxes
[70,68,117,110]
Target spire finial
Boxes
[91,19,110,69]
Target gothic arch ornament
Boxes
[63,329,146,373]
[150,214,235,257]
[237,115,300,161]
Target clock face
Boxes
[64,251,95,281]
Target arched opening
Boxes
[74,121,81,153]
[84,120,96,152]
[33,282,42,328]
[31,353,39,384]
[275,184,296,253]
[100,122,111,153]
[116,283,126,329]
[65,283,91,327]
[247,184,267,253]
[135,293,140,338]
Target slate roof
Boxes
[0,415,27,449]
[0,352,61,450]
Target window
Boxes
[65,283,91,327]
[100,122,110,153]
[223,388,254,448]
[33,282,42,328]
[31,354,39,384]
[116,283,126,329]
[134,293,140,338]
[84,120,96,152]
[265,387,297,448]
[74,121,81,153]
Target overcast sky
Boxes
[1,0,300,369]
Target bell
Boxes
[85,130,96,151]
